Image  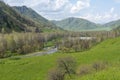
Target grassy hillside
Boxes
[0,36,120,80]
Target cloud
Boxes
[110,7,114,13]
[4,0,90,13]
[54,0,69,10]
[79,8,120,23]
[70,0,90,13]
[4,0,24,5]
[79,13,120,23]
[4,0,69,12]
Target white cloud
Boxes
[4,0,24,5]
[23,0,46,7]
[70,0,90,13]
[79,8,120,23]
[54,0,69,10]
[4,0,69,11]
[110,7,114,13]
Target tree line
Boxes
[0,32,64,58]
[57,30,120,53]
[0,29,120,58]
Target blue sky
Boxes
[4,0,120,23]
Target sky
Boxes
[3,0,120,23]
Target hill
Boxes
[53,17,120,32]
[52,17,109,31]
[13,6,61,32]
[0,1,38,33]
[103,19,120,29]
[0,35,120,80]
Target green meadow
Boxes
[0,37,120,80]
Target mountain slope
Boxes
[53,17,105,31]
[13,6,48,24]
[0,1,37,33]
[103,19,120,29]
[13,6,61,32]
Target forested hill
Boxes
[13,6,61,31]
[0,1,38,33]
[13,6,49,24]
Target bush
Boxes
[92,61,107,71]
[77,64,92,76]
[48,68,65,80]
[77,61,108,77]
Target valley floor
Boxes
[0,37,120,80]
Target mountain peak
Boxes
[13,6,61,31]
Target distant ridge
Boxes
[52,17,103,31]
[53,17,120,32]
[103,19,120,29]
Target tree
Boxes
[7,36,16,53]
[1,28,5,34]
[0,43,5,58]
[35,27,41,33]
[48,56,76,80]
[57,56,76,78]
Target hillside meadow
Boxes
[0,37,120,80]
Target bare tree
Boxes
[48,56,76,80]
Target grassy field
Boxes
[0,37,120,80]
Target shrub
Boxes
[57,56,76,77]
[92,61,107,71]
[48,68,65,80]
[77,64,92,76]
